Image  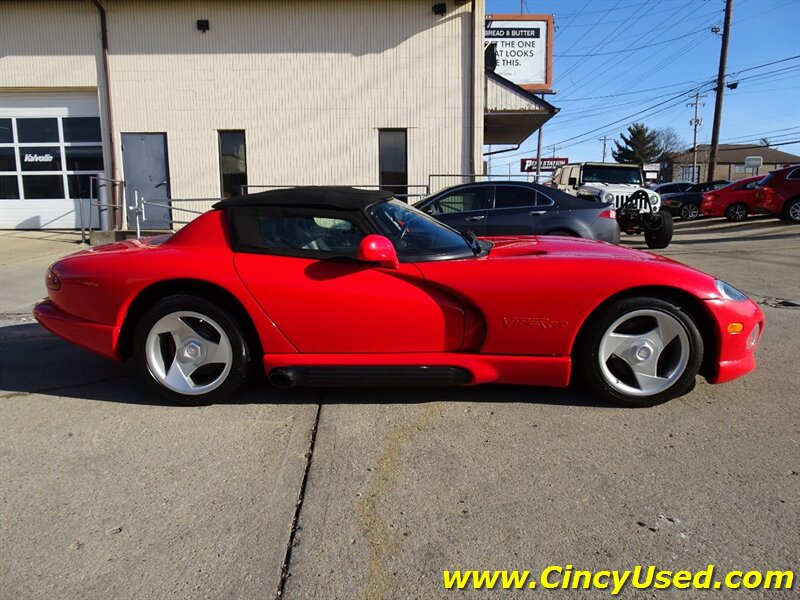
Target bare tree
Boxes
[655,127,686,158]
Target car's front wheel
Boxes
[134,295,250,405]
[782,197,800,223]
[643,210,673,249]
[575,297,703,407]
[680,203,700,220]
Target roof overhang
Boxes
[484,71,558,145]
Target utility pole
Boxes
[598,136,609,162]
[688,93,706,183]
[535,94,544,182]
[707,0,734,183]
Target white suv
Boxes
[551,162,673,249]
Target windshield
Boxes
[368,199,474,260]
[582,165,643,185]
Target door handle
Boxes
[465,215,485,221]
[528,210,546,216]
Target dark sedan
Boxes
[661,180,731,221]
[415,181,620,244]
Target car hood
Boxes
[580,183,646,192]
[483,235,676,264]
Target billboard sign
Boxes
[520,157,568,172]
[486,14,553,91]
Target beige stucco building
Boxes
[1,0,555,229]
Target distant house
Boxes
[664,144,800,183]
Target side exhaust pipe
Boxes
[268,368,296,389]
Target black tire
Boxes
[679,202,700,221]
[546,229,578,237]
[781,197,800,223]
[725,202,749,222]
[644,210,673,249]
[133,295,250,405]
[574,296,703,407]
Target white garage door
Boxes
[0,91,105,229]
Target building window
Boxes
[218,130,247,198]
[679,165,699,183]
[0,116,104,200]
[378,129,407,197]
[0,119,12,144]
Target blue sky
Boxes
[485,0,800,174]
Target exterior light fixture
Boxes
[432,3,447,16]
[197,19,210,33]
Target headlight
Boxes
[46,267,61,291]
[648,194,659,205]
[746,323,761,350]
[715,279,749,301]
[603,192,614,202]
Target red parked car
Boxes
[755,165,800,223]
[34,187,763,408]
[700,175,761,221]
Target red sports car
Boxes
[700,175,762,221]
[34,187,763,408]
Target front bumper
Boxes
[703,298,764,384]
[33,299,121,360]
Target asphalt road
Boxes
[1,217,798,599]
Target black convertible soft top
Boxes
[213,186,393,211]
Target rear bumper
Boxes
[700,202,723,217]
[33,299,121,361]
[592,218,621,244]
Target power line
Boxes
[554,0,591,41]
[556,28,708,58]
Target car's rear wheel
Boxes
[725,203,749,221]
[575,297,703,407]
[134,295,249,405]
[680,203,700,221]
[546,229,578,237]
[782,197,800,223]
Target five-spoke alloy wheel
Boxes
[576,297,703,407]
[135,295,249,405]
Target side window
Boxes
[429,188,489,214]
[787,168,800,181]
[534,190,555,207]
[231,208,364,257]
[494,186,536,209]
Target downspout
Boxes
[468,0,476,176]
[90,0,119,228]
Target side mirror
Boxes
[357,235,400,270]
[568,177,578,187]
